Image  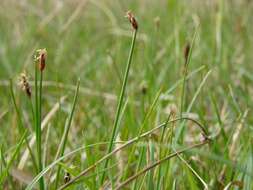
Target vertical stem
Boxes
[9,80,38,172]
[180,69,187,118]
[156,115,171,189]
[54,79,80,189]
[35,58,39,169]
[0,148,16,189]
[35,59,44,190]
[121,89,162,181]
[132,147,145,190]
[39,71,44,189]
[100,29,137,185]
[180,28,198,118]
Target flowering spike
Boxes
[18,72,32,98]
[126,11,138,30]
[184,43,190,65]
[36,48,47,71]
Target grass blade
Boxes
[174,147,208,189]
[54,79,80,188]
[100,26,138,184]
[0,130,27,183]
[59,117,207,189]
[115,141,209,190]
[9,79,38,172]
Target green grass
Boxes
[100,26,137,185]
[54,79,80,188]
[0,0,253,189]
[35,51,45,190]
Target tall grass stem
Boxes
[100,28,138,184]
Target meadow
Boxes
[0,0,252,189]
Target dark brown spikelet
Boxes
[126,11,138,30]
[64,172,71,184]
[18,72,32,98]
[37,48,47,71]
[184,43,190,64]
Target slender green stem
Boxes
[39,70,45,189]
[35,58,39,168]
[180,67,187,118]
[0,130,28,183]
[0,146,16,189]
[54,79,80,189]
[132,147,145,190]
[156,115,171,189]
[180,27,198,118]
[29,99,36,132]
[122,89,162,180]
[174,149,208,189]
[115,141,209,190]
[147,140,155,190]
[59,117,208,190]
[35,60,44,190]
[35,58,38,132]
[9,80,38,172]
[100,29,138,184]
[163,118,176,188]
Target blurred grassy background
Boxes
[0,0,253,189]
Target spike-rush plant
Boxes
[100,11,139,185]
[34,49,47,190]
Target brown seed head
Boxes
[18,72,32,98]
[64,172,71,184]
[126,11,138,30]
[36,48,47,71]
[184,43,190,64]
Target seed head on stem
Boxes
[184,43,190,65]
[126,11,138,30]
[36,48,47,71]
[18,72,32,98]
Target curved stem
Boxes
[59,117,209,190]
[115,141,209,190]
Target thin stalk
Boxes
[147,140,155,190]
[132,147,145,190]
[54,79,80,189]
[210,93,227,141]
[9,80,38,172]
[39,69,45,189]
[43,123,51,169]
[180,27,198,117]
[59,117,208,190]
[26,142,124,190]
[176,70,211,142]
[163,117,176,188]
[100,28,138,184]
[115,141,209,190]
[122,89,162,180]
[174,149,208,189]
[180,60,188,118]
[35,61,44,190]
[156,115,171,189]
[0,147,16,189]
[29,98,36,131]
[0,130,28,183]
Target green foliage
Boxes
[0,0,252,189]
